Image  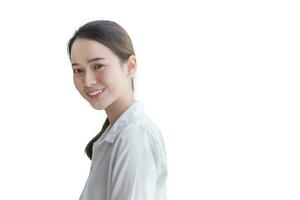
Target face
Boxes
[70,38,136,110]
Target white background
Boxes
[0,0,299,199]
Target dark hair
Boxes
[67,20,136,160]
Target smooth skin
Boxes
[70,38,137,125]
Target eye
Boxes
[94,64,103,70]
[73,69,82,74]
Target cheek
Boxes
[109,74,127,94]
[100,70,115,87]
[95,73,106,83]
[73,77,82,90]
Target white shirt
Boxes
[79,101,168,200]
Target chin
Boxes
[90,103,105,110]
[90,99,113,110]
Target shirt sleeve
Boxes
[108,126,158,200]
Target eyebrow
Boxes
[71,57,105,67]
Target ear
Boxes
[125,55,137,78]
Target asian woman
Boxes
[67,20,168,200]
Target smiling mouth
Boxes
[86,88,105,98]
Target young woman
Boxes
[67,20,168,200]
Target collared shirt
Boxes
[79,100,168,200]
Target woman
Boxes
[67,20,168,200]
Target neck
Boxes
[105,93,136,125]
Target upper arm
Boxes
[109,126,158,200]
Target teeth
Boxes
[88,89,104,96]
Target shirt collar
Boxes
[103,100,144,144]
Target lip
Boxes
[86,88,105,99]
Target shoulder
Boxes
[116,114,163,148]
[112,114,166,165]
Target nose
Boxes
[84,70,97,87]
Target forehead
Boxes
[70,38,115,63]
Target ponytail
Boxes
[85,117,110,160]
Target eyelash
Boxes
[73,64,104,74]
